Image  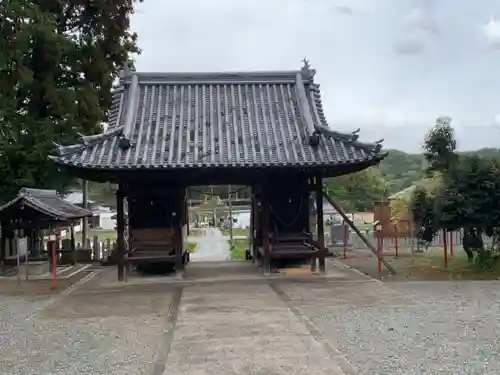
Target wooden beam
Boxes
[70,225,76,265]
[316,176,326,273]
[116,187,125,281]
[322,186,397,275]
[176,198,184,272]
[0,221,5,275]
[249,194,255,262]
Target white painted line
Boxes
[65,264,91,279]
[26,270,99,321]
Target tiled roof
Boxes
[50,62,386,170]
[0,188,93,221]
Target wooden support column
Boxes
[0,220,6,275]
[249,195,255,262]
[323,187,397,275]
[116,187,125,281]
[70,224,76,265]
[316,176,326,273]
[310,177,317,272]
[175,194,184,272]
[261,188,271,275]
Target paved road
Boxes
[190,228,231,262]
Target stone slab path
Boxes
[164,283,347,375]
[190,228,230,262]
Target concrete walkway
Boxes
[164,283,347,375]
[190,228,230,262]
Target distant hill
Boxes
[379,148,500,194]
[75,148,500,205]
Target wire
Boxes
[267,196,304,228]
[188,186,250,198]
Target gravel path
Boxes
[0,272,171,375]
[190,228,230,262]
[4,265,500,374]
[282,279,500,375]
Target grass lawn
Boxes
[221,228,249,237]
[88,229,117,241]
[229,238,249,260]
[61,228,117,243]
[340,246,500,281]
[187,240,198,253]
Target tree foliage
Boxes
[423,116,458,174]
[326,167,388,212]
[410,117,500,266]
[0,0,141,202]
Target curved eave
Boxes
[0,193,93,221]
[53,126,124,157]
[50,151,387,172]
[306,81,384,153]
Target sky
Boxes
[131,0,500,152]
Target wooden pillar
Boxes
[0,220,6,275]
[185,198,189,236]
[175,192,184,272]
[8,236,13,257]
[70,224,76,265]
[116,187,125,281]
[310,178,317,272]
[249,194,255,262]
[316,176,326,273]
[261,187,271,275]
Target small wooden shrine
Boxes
[50,60,387,280]
[0,188,93,273]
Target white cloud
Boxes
[403,7,439,35]
[395,32,428,55]
[481,18,500,49]
[395,2,438,55]
[130,0,500,151]
[332,5,354,16]
[493,114,500,127]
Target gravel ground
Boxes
[0,296,49,373]
[4,264,500,375]
[0,273,172,375]
[283,279,500,375]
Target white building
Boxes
[63,189,116,231]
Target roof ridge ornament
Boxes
[301,57,316,78]
[351,128,361,141]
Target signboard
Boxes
[17,237,28,256]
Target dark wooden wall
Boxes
[266,188,310,234]
[127,187,187,246]
[262,178,310,235]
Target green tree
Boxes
[411,118,500,265]
[0,0,141,202]
[423,116,458,174]
[326,167,388,212]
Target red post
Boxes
[449,230,454,257]
[443,229,448,268]
[394,225,399,258]
[51,239,57,290]
[343,221,347,259]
